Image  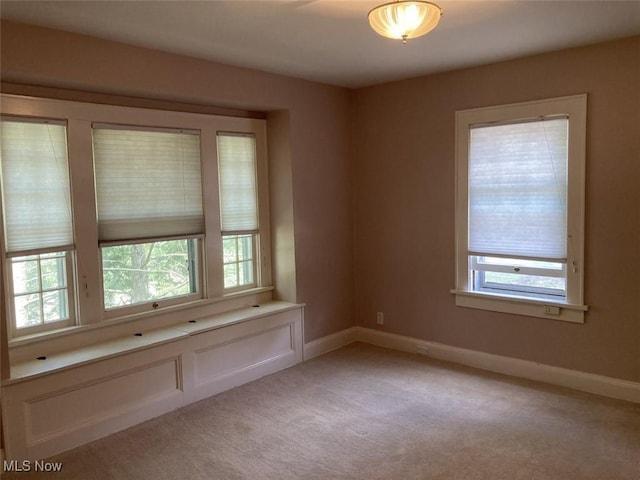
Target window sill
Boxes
[6,287,275,367]
[9,287,274,347]
[451,289,587,324]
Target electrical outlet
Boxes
[544,305,560,315]
[376,312,384,325]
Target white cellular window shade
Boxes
[468,118,568,262]
[217,133,258,233]
[0,118,73,253]
[93,125,204,242]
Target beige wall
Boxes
[0,20,355,343]
[353,36,640,382]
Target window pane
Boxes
[224,263,239,288]
[482,272,565,292]
[223,237,238,263]
[14,293,42,329]
[472,255,566,298]
[239,235,252,261]
[102,239,197,309]
[41,255,67,290]
[222,234,255,289]
[43,290,68,323]
[12,257,41,294]
[239,261,253,285]
[11,252,72,330]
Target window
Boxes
[217,133,259,290]
[1,118,75,335]
[472,257,565,299]
[222,234,255,289]
[468,118,568,300]
[1,94,272,342]
[454,95,587,323]
[10,252,73,330]
[92,125,204,314]
[101,238,198,310]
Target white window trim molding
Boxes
[454,94,588,323]
[450,289,587,323]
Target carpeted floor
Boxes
[5,342,640,479]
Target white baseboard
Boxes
[306,326,640,404]
[356,327,640,403]
[303,327,357,361]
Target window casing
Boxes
[0,94,272,341]
[453,95,587,323]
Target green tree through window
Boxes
[102,239,197,309]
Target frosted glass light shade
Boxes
[368,1,442,43]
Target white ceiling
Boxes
[1,1,639,88]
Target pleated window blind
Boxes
[468,118,569,262]
[0,118,73,254]
[217,133,258,233]
[93,125,204,243]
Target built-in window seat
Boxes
[1,301,304,461]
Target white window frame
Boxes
[5,250,76,337]
[471,256,567,299]
[453,95,588,323]
[99,237,204,319]
[222,233,258,292]
[0,94,272,343]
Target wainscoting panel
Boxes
[190,309,303,401]
[27,358,181,443]
[2,339,188,461]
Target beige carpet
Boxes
[5,343,640,479]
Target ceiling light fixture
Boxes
[368,0,443,44]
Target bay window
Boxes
[1,94,271,342]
